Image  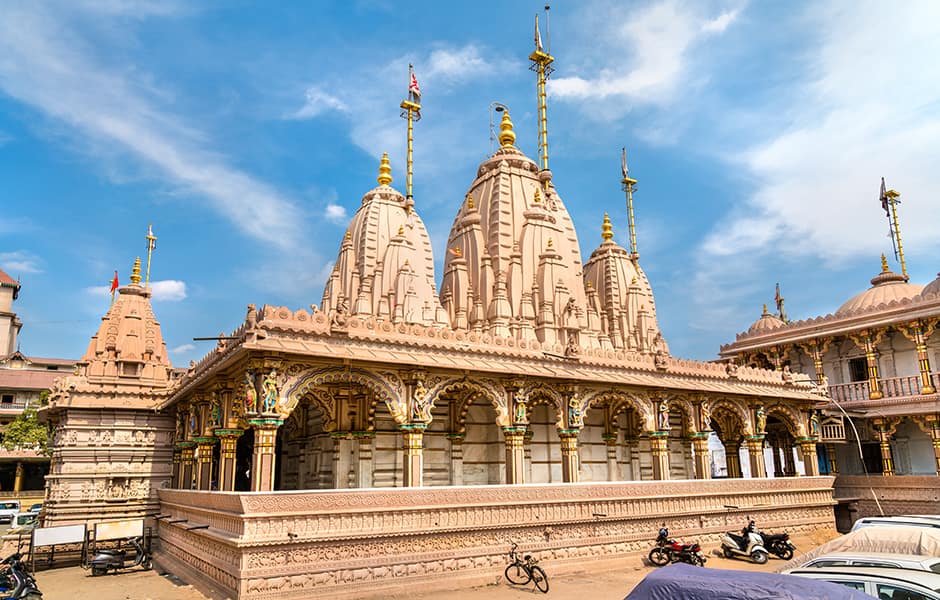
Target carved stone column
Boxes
[799,339,832,384]
[356,433,375,488]
[331,433,354,489]
[523,430,534,483]
[625,437,641,480]
[194,437,216,490]
[13,462,23,493]
[447,434,464,486]
[503,427,526,484]
[250,418,283,491]
[179,441,196,489]
[771,438,784,477]
[690,433,711,480]
[216,429,243,491]
[850,329,887,399]
[898,320,938,394]
[725,441,742,478]
[798,439,820,476]
[559,432,581,483]
[401,424,425,487]
[604,434,619,481]
[783,442,797,477]
[872,420,896,476]
[649,433,670,480]
[921,416,940,476]
[171,445,181,488]
[745,435,767,478]
[826,443,839,474]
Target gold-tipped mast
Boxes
[400,64,421,204]
[144,223,157,287]
[880,179,907,278]
[621,147,638,258]
[529,11,554,172]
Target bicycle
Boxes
[505,542,549,594]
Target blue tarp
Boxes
[624,563,874,600]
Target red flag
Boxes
[110,271,119,293]
[409,68,421,100]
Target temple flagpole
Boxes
[621,147,638,259]
[400,65,422,205]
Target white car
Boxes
[785,566,940,600]
[851,516,940,532]
[799,552,940,574]
[0,501,21,525]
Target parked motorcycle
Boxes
[0,551,42,599]
[758,528,796,560]
[89,536,152,576]
[648,526,706,567]
[720,520,768,564]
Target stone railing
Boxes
[829,373,940,405]
[157,478,836,599]
[834,475,940,520]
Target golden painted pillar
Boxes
[920,416,940,476]
[179,442,195,490]
[194,438,216,490]
[559,432,581,483]
[649,433,670,481]
[401,425,425,487]
[171,446,181,488]
[691,433,711,480]
[503,427,526,484]
[725,441,742,478]
[799,439,820,476]
[13,462,23,493]
[250,418,282,492]
[799,339,832,384]
[216,429,243,491]
[872,421,895,476]
[851,330,886,399]
[826,443,839,474]
[899,321,937,395]
[745,436,767,478]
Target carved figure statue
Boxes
[514,390,528,425]
[810,412,820,438]
[725,361,739,377]
[568,394,583,428]
[816,374,830,397]
[244,370,258,414]
[412,381,432,422]
[658,399,671,431]
[331,298,350,328]
[176,413,185,440]
[565,332,580,358]
[189,411,198,435]
[209,397,221,428]
[755,406,767,433]
[782,364,794,383]
[700,400,711,430]
[261,369,279,413]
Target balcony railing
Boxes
[0,402,30,412]
[829,372,940,404]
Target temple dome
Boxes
[836,256,923,315]
[439,111,600,348]
[921,272,940,298]
[78,257,172,385]
[321,154,448,326]
[583,214,666,352]
[748,304,786,335]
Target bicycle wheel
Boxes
[530,565,549,594]
[648,548,670,567]
[504,563,530,585]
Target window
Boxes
[849,357,868,382]
[854,561,900,568]
[876,584,931,600]
[0,394,12,404]
[812,560,850,567]
[861,443,884,474]
[832,581,866,591]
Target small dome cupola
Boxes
[836,254,924,315]
[747,303,786,335]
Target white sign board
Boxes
[32,524,86,547]
[95,518,144,541]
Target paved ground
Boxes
[26,531,838,600]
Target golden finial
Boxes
[533,188,541,203]
[130,257,142,285]
[398,224,405,235]
[465,192,474,209]
[498,110,516,147]
[547,238,553,248]
[762,303,769,315]
[881,253,889,272]
[602,213,614,241]
[377,152,393,186]
[345,230,352,240]
[631,276,637,284]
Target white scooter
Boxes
[720,520,768,564]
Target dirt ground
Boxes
[29,530,838,600]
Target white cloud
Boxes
[288,87,349,120]
[150,279,187,301]
[170,343,195,354]
[0,251,42,274]
[324,204,348,224]
[549,1,741,107]
[0,5,306,251]
[425,45,496,83]
[84,285,111,298]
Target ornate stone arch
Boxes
[294,389,338,432]
[662,392,697,435]
[431,377,508,431]
[283,367,404,427]
[526,384,563,427]
[709,397,750,440]
[582,390,654,432]
[765,401,804,438]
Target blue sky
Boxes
[2,1,939,365]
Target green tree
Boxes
[1,408,50,455]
